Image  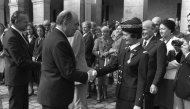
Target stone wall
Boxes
[108,0,123,22]
[148,0,182,20]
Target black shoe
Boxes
[103,96,108,101]
[97,97,101,103]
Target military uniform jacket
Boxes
[96,45,149,107]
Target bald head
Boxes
[152,17,162,24]
[43,20,50,25]
[152,16,162,33]
[56,10,77,26]
[56,10,79,37]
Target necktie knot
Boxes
[142,41,147,48]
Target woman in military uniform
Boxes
[94,19,149,109]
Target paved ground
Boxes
[0,84,116,109]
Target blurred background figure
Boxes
[82,21,95,99]
[0,23,5,85]
[0,23,5,109]
[43,20,51,36]
[94,26,102,39]
[26,23,37,96]
[152,16,162,39]
[50,22,56,32]
[91,21,97,40]
[33,25,45,87]
[102,19,107,26]
[92,26,113,103]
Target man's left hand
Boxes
[150,84,158,94]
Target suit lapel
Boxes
[145,37,156,51]
[11,27,32,56]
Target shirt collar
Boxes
[11,25,23,36]
[130,42,140,50]
[143,36,154,46]
[83,31,91,37]
[56,27,67,37]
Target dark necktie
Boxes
[22,33,29,45]
[142,41,147,49]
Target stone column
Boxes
[85,0,91,21]
[31,0,51,24]
[91,0,102,25]
[0,0,5,24]
[64,0,85,24]
[123,0,148,21]
[9,0,25,18]
[180,0,190,33]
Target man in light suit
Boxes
[3,11,41,109]
[37,10,95,109]
[68,30,91,109]
[142,20,167,109]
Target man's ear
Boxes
[14,19,19,25]
[62,20,67,26]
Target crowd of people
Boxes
[0,10,190,109]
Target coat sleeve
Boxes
[92,38,100,57]
[7,35,41,70]
[135,52,149,107]
[96,53,118,77]
[185,53,190,65]
[153,42,167,86]
[52,41,88,84]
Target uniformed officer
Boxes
[92,19,149,109]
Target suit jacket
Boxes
[96,45,149,107]
[37,28,88,107]
[175,54,190,101]
[33,37,43,62]
[143,36,167,91]
[83,32,95,61]
[155,31,161,40]
[3,27,41,86]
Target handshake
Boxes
[87,69,97,82]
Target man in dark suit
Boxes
[152,17,162,40]
[3,11,41,109]
[82,21,95,67]
[142,20,167,109]
[82,21,95,98]
[37,10,95,109]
